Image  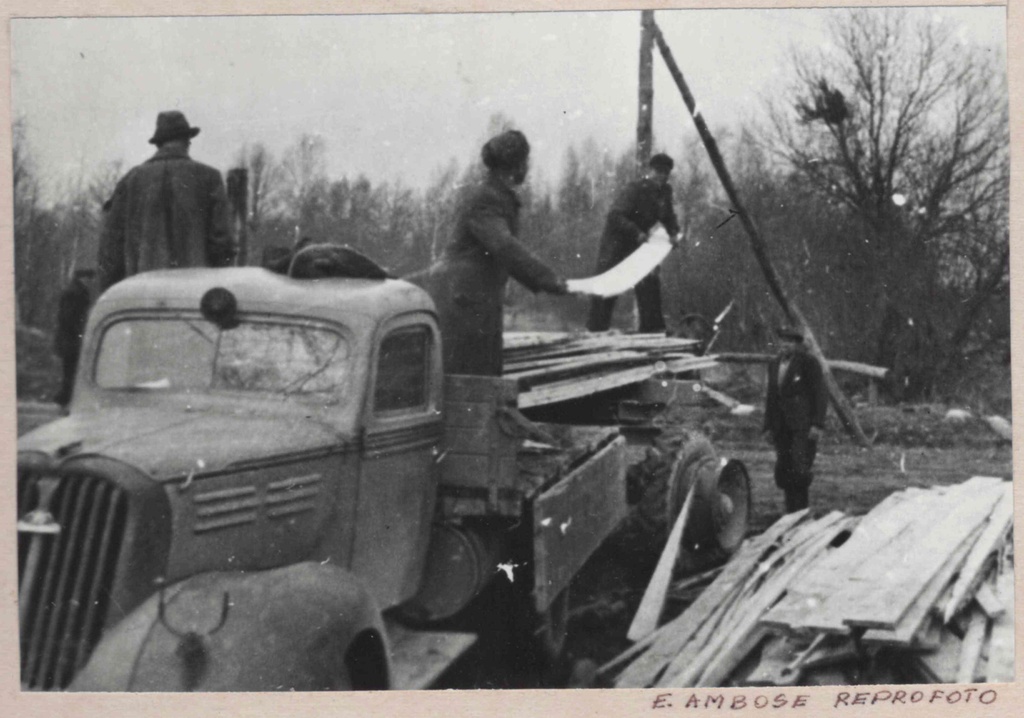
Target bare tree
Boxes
[770,8,1009,398]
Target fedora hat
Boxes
[149,111,201,146]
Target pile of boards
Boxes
[607,476,1013,688]
[503,331,715,409]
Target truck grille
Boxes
[18,470,128,690]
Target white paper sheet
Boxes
[567,225,674,298]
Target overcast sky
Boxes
[11,6,1006,203]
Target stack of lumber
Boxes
[607,477,1013,688]
[503,331,715,408]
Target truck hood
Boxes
[17,408,349,482]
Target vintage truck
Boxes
[16,261,750,691]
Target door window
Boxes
[374,326,430,413]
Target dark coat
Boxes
[98,144,235,291]
[764,349,827,494]
[54,277,92,358]
[413,174,563,376]
[596,177,680,268]
[587,177,680,332]
[763,349,828,439]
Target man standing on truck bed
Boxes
[412,129,571,375]
[586,153,681,334]
[763,326,828,513]
[97,111,235,292]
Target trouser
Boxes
[586,271,665,333]
[773,430,817,513]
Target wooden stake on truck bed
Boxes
[649,18,870,448]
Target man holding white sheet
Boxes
[586,153,681,333]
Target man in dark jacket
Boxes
[586,153,681,333]
[763,326,828,513]
[97,111,235,292]
[53,269,96,408]
[411,130,569,375]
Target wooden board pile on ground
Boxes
[503,331,715,409]
[604,477,1013,688]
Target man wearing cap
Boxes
[586,153,681,334]
[763,326,828,513]
[410,129,569,376]
[97,111,235,292]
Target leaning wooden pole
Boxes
[650,20,870,447]
[636,10,655,173]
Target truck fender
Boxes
[69,562,390,691]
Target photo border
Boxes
[0,1,1018,716]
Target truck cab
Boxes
[18,267,447,690]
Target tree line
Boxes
[13,9,1009,402]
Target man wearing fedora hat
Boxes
[763,325,828,513]
[97,111,235,292]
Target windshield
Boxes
[94,316,351,402]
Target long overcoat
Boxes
[414,174,563,376]
[763,350,828,489]
[97,145,235,291]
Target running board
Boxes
[386,622,477,690]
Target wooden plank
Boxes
[661,515,852,688]
[638,514,838,689]
[984,563,1014,682]
[518,365,659,408]
[614,510,809,688]
[790,481,995,633]
[700,385,742,410]
[532,436,627,613]
[975,583,1005,619]
[761,490,926,633]
[957,606,990,683]
[914,624,964,683]
[507,351,649,384]
[628,478,700,642]
[386,624,477,690]
[713,353,889,379]
[841,480,1005,630]
[631,378,707,407]
[860,524,980,647]
[942,483,1013,623]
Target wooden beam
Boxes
[628,478,699,641]
[942,483,1011,623]
[636,11,655,171]
[956,607,989,683]
[649,21,871,447]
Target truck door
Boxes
[351,315,442,608]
